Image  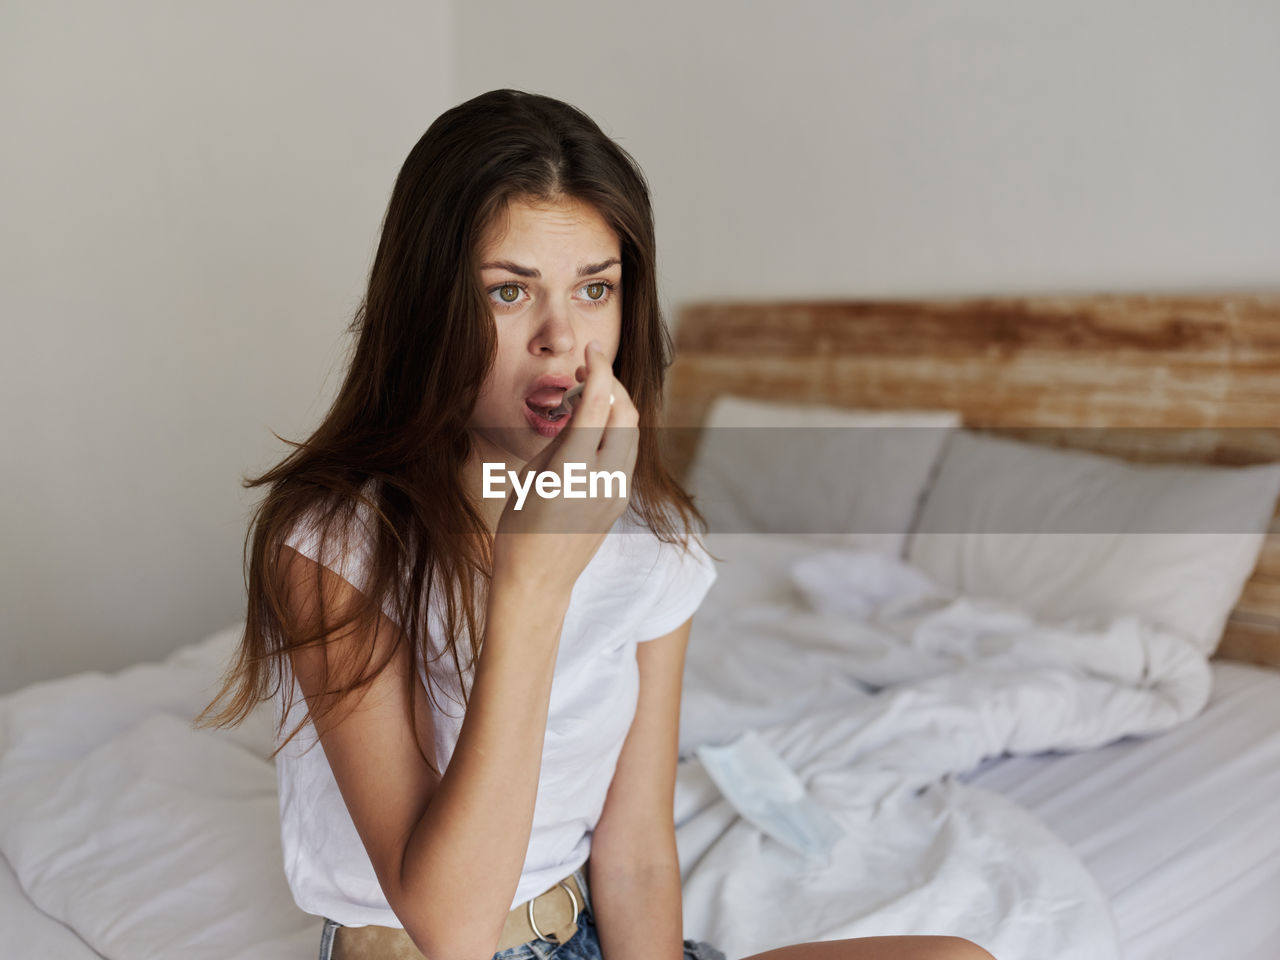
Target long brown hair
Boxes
[193,89,707,774]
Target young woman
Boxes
[197,89,993,960]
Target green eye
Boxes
[498,284,521,303]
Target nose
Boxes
[528,297,577,356]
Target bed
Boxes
[3,292,1280,960]
[663,292,1280,960]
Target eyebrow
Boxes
[478,257,621,279]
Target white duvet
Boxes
[0,536,1212,960]
[673,536,1210,960]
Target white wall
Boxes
[455,0,1280,322]
[0,1,454,693]
[5,0,1278,693]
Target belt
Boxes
[330,869,586,959]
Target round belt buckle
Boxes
[527,880,580,944]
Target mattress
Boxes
[967,660,1280,960]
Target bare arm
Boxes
[284,547,571,960]
[398,568,573,955]
[590,617,692,960]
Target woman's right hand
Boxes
[491,341,639,597]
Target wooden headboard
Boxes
[662,292,1280,669]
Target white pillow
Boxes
[906,430,1280,655]
[686,395,961,557]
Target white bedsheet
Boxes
[969,659,1280,960]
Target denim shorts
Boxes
[317,865,728,960]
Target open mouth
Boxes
[525,398,568,423]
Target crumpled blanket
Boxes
[0,626,318,960]
[672,538,1210,960]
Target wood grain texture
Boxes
[663,292,1280,669]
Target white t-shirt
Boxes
[273,490,718,926]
